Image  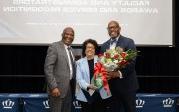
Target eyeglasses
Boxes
[86,46,95,49]
[107,25,119,30]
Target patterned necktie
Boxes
[67,47,76,96]
[67,47,74,65]
[67,47,76,79]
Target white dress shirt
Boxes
[109,36,123,78]
[110,36,119,49]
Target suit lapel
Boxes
[116,35,122,46]
[116,36,126,51]
[105,40,111,50]
[83,57,90,83]
[83,56,98,83]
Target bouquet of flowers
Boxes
[92,47,138,95]
[99,47,138,71]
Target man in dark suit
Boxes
[44,27,76,112]
[101,20,139,112]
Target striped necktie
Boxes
[67,46,74,65]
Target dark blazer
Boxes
[44,41,76,98]
[101,35,139,93]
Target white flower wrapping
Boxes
[98,47,137,71]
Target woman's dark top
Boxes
[88,58,94,82]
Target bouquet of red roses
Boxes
[92,47,138,95]
[99,47,138,71]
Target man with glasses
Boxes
[101,20,139,112]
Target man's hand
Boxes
[51,88,61,97]
[107,71,120,80]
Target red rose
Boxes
[114,54,119,59]
[119,60,128,65]
[120,52,127,58]
[98,53,103,57]
[105,53,111,58]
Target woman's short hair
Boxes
[82,39,99,57]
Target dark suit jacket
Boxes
[101,35,139,93]
[44,41,76,98]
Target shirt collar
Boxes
[110,35,120,42]
[64,44,71,49]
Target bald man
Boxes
[44,27,76,112]
[101,21,139,112]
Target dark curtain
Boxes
[0,0,178,93]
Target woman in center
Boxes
[75,39,112,112]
